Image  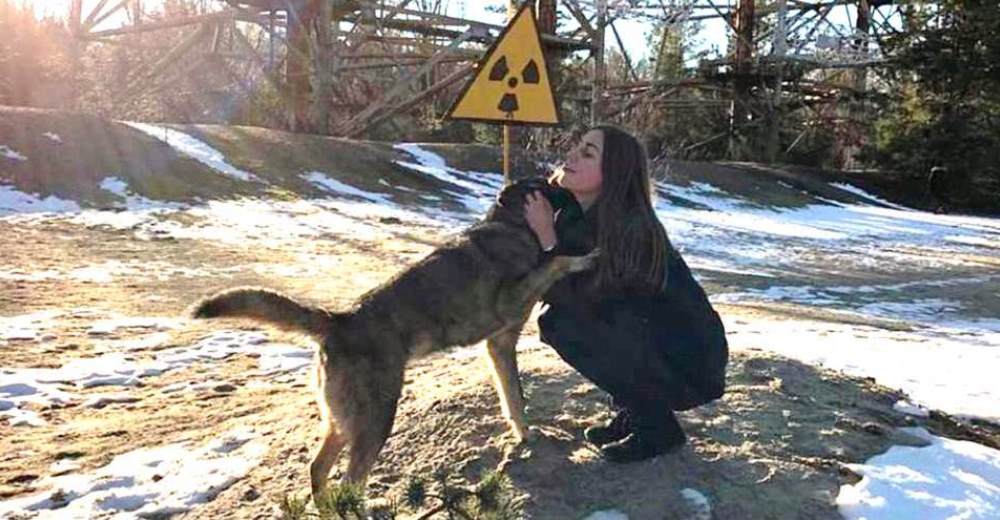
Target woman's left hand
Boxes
[524,191,557,250]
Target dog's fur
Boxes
[191,179,595,498]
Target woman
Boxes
[518,125,728,463]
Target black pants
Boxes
[539,302,703,435]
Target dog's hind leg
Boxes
[486,320,530,441]
[311,423,347,500]
[341,374,403,486]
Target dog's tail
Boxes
[192,287,331,339]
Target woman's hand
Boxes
[524,191,558,251]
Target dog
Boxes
[191,178,596,498]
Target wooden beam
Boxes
[349,1,590,51]
[609,20,639,82]
[86,0,131,31]
[82,0,113,30]
[230,24,287,99]
[333,55,474,71]
[353,63,475,137]
[339,26,483,136]
[83,10,254,39]
[564,0,598,42]
[118,22,213,100]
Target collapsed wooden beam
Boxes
[353,63,475,137]
[118,22,214,101]
[82,10,264,39]
[339,26,483,136]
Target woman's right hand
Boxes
[524,191,558,251]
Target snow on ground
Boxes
[894,400,930,418]
[724,316,1000,422]
[303,171,393,204]
[1,144,27,161]
[122,122,260,183]
[0,260,225,284]
[837,427,1000,520]
[0,428,267,519]
[99,176,181,210]
[658,180,1000,389]
[713,278,1000,326]
[831,182,912,211]
[0,184,81,214]
[680,488,712,520]
[1,328,310,427]
[74,197,446,245]
[0,310,61,343]
[394,143,504,215]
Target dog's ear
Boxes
[496,178,547,209]
[542,183,583,220]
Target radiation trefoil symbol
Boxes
[490,56,542,119]
[445,3,558,125]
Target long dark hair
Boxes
[589,124,671,293]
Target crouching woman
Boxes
[518,125,728,463]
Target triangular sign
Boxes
[446,3,559,125]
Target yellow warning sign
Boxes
[446,3,559,125]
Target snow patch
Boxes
[122,122,259,182]
[679,488,712,520]
[304,171,392,204]
[894,400,930,418]
[0,184,81,215]
[725,317,1000,423]
[1,144,27,161]
[0,428,267,518]
[837,427,1000,520]
[0,260,216,284]
[1,329,311,427]
[0,310,61,343]
[98,176,174,211]
[831,181,911,210]
[393,143,503,215]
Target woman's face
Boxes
[555,129,604,204]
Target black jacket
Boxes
[538,194,728,409]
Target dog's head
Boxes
[487,177,583,226]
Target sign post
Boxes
[445,2,559,185]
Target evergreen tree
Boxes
[863,0,1000,209]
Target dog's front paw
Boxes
[566,248,601,273]
[509,421,536,444]
[518,424,543,444]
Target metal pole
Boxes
[503,0,517,184]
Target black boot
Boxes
[584,408,632,446]
[600,411,686,463]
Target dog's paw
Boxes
[566,248,601,273]
[519,425,542,444]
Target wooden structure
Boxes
[66,0,917,164]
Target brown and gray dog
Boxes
[191,179,595,499]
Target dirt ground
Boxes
[0,215,992,520]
